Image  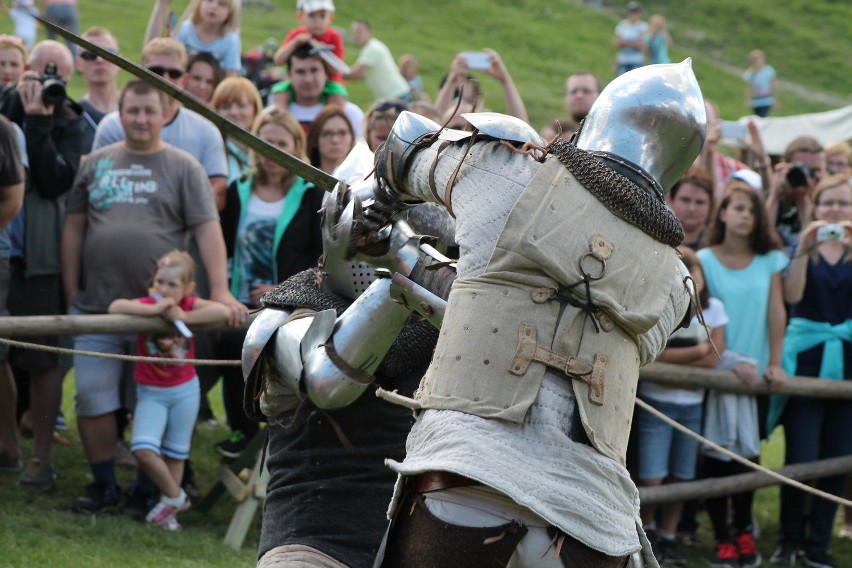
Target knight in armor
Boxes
[335,60,707,567]
[241,139,457,566]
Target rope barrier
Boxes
[0,336,240,366]
[3,335,849,507]
[635,397,852,508]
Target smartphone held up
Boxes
[461,51,491,71]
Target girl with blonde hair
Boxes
[146,0,242,75]
[210,76,264,183]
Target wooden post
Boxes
[0,314,254,336]
[641,361,852,400]
[639,455,852,505]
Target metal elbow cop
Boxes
[242,275,415,415]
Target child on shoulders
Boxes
[146,0,242,76]
[271,0,347,108]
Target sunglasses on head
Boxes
[147,65,184,79]
[79,48,118,61]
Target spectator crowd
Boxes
[0,1,850,568]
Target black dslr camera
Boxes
[785,162,814,188]
[38,62,67,106]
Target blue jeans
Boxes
[616,62,643,77]
[131,377,199,460]
[636,398,702,481]
[779,395,852,552]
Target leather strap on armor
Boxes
[324,340,376,385]
[416,471,479,493]
[408,251,456,302]
[509,323,609,406]
[442,131,479,218]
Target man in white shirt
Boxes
[613,1,648,76]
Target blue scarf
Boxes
[767,317,852,433]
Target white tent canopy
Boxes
[724,105,852,156]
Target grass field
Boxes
[1,376,258,567]
[4,376,852,566]
[2,0,852,565]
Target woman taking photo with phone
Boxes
[769,174,852,568]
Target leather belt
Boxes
[416,470,479,494]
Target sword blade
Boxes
[36,16,340,192]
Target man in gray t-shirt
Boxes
[91,38,228,210]
[61,80,246,513]
[66,141,215,311]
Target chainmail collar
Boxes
[548,140,684,248]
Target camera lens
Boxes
[41,79,66,106]
[786,164,810,188]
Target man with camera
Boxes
[0,39,82,490]
[766,136,826,252]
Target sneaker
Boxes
[52,431,71,446]
[73,482,122,514]
[657,537,686,566]
[214,430,250,459]
[160,516,181,531]
[145,493,189,531]
[55,413,68,431]
[180,460,202,504]
[18,458,56,490]
[645,528,660,559]
[198,417,219,429]
[182,478,201,504]
[123,485,157,522]
[769,541,798,566]
[19,410,32,437]
[710,542,739,568]
[0,450,22,473]
[802,550,836,568]
[114,440,138,469]
[678,530,703,548]
[735,532,762,567]
[838,525,852,540]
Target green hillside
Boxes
[3,0,849,130]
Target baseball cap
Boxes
[728,169,763,190]
[627,1,643,12]
[298,0,335,13]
